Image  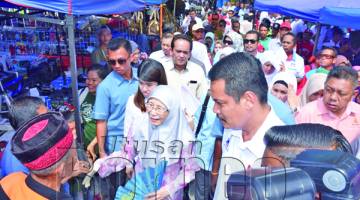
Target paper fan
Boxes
[115,160,167,199]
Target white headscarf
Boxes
[270,72,298,93]
[259,50,279,85]
[142,85,194,166]
[224,31,244,52]
[213,46,236,64]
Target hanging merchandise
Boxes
[130,11,144,34]
[147,9,160,35]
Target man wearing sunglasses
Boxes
[93,38,138,157]
[93,38,138,198]
[306,47,337,79]
[243,30,262,59]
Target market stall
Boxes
[0,0,167,144]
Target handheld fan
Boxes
[115,160,167,200]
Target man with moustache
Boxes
[162,34,208,100]
[209,52,284,199]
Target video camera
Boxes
[227,150,360,199]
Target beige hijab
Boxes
[300,73,328,107]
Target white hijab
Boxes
[270,71,298,93]
[141,85,194,167]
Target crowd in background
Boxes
[0,0,360,200]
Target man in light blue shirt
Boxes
[93,38,138,157]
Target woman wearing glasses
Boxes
[85,85,198,200]
[123,58,167,142]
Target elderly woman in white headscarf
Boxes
[86,85,198,199]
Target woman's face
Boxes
[146,98,169,126]
[308,89,324,103]
[131,48,140,64]
[262,62,275,75]
[139,79,158,98]
[86,70,102,93]
[271,83,289,102]
[214,43,223,54]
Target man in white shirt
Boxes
[208,52,284,199]
[191,23,212,74]
[163,34,208,100]
[181,8,203,34]
[149,33,173,66]
[269,21,291,52]
[275,32,305,82]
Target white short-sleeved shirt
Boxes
[163,61,208,100]
[213,108,285,200]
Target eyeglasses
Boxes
[108,58,127,66]
[244,39,257,44]
[318,54,335,59]
[145,102,168,114]
[223,40,233,45]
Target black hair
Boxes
[245,30,260,41]
[281,32,297,44]
[259,23,269,30]
[264,123,353,165]
[261,18,271,28]
[88,64,109,80]
[8,96,46,130]
[134,59,168,112]
[108,38,132,56]
[208,52,268,104]
[171,34,193,51]
[326,66,358,90]
[273,80,288,88]
[320,47,338,57]
[61,110,75,122]
[219,19,226,27]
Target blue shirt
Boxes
[195,93,295,171]
[0,131,28,178]
[194,95,217,171]
[93,69,138,153]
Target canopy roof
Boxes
[254,0,360,29]
[3,0,164,15]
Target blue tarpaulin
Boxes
[319,7,360,30]
[254,0,360,29]
[4,0,164,15]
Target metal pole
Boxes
[313,22,321,56]
[66,15,83,145]
[173,0,177,18]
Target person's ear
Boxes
[242,91,257,109]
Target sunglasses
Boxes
[318,54,335,59]
[224,40,233,45]
[108,58,127,66]
[244,39,257,44]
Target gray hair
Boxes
[325,66,358,90]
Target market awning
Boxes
[4,0,165,15]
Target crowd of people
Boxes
[0,1,360,199]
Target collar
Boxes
[26,175,73,200]
[170,62,189,73]
[317,98,358,119]
[111,68,138,86]
[229,107,278,157]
